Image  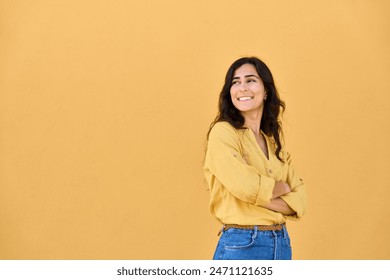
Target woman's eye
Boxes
[232,80,239,85]
[248,79,256,83]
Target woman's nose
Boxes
[239,83,248,91]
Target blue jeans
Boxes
[213,225,292,260]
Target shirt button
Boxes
[269,169,273,174]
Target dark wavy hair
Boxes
[207,56,286,162]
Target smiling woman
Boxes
[203,57,307,260]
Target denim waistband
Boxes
[218,223,286,236]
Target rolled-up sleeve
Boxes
[280,152,307,220]
[204,123,274,206]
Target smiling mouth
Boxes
[237,96,254,101]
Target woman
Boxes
[204,57,307,260]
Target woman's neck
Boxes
[242,111,263,135]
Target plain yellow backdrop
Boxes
[1,0,389,259]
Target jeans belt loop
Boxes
[253,225,258,238]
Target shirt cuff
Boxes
[280,194,304,220]
[255,175,275,206]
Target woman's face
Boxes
[230,63,266,116]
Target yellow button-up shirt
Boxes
[204,121,307,225]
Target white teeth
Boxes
[238,96,253,101]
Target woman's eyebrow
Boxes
[232,74,260,80]
[245,74,260,79]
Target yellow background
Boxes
[1,0,389,259]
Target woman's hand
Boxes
[272,181,291,199]
[264,182,295,215]
[263,198,295,215]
